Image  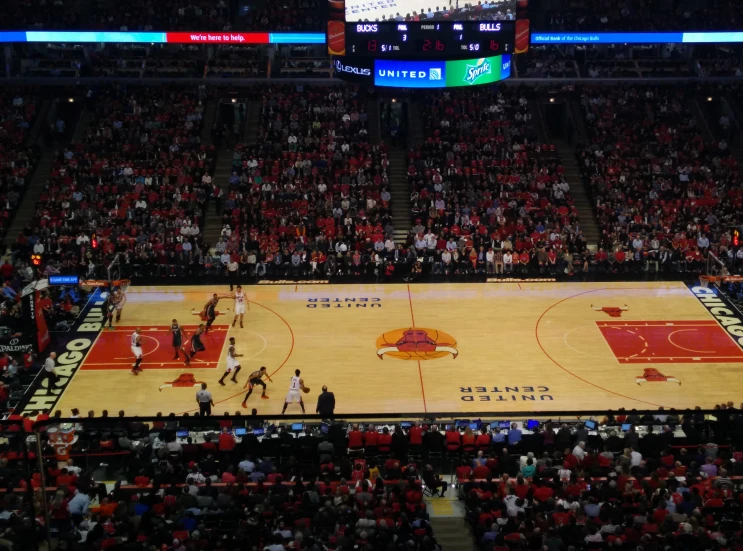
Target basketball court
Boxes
[54,281,743,416]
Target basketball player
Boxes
[184,324,206,366]
[202,293,231,332]
[113,288,126,323]
[218,337,243,385]
[282,369,306,415]
[104,291,116,330]
[242,366,272,407]
[171,319,184,360]
[231,285,248,328]
[130,327,143,375]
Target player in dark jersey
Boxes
[171,319,184,360]
[104,291,116,330]
[201,293,231,332]
[183,324,206,366]
[242,366,272,406]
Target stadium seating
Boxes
[0,89,40,248]
[542,0,743,31]
[221,85,391,278]
[22,87,215,279]
[241,0,324,32]
[89,0,232,32]
[576,86,739,273]
[407,87,586,276]
[0,409,741,550]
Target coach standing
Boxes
[196,383,214,416]
[316,385,335,417]
[41,352,58,395]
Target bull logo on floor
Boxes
[635,368,680,385]
[191,308,225,321]
[592,304,628,318]
[159,373,205,392]
[376,328,458,361]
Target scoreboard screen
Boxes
[345,21,514,58]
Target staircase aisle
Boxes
[568,98,589,142]
[71,107,91,143]
[528,98,548,143]
[5,150,55,249]
[388,148,410,244]
[687,98,715,142]
[202,147,234,249]
[555,141,600,250]
[243,100,260,144]
[367,99,380,143]
[429,515,476,551]
[408,100,424,146]
[201,99,218,145]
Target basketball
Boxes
[302,387,310,394]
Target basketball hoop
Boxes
[701,274,743,288]
[113,279,131,294]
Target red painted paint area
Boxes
[81,325,228,370]
[596,320,743,364]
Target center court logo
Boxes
[463,58,491,85]
[376,328,458,360]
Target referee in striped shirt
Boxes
[41,352,58,395]
[196,383,214,416]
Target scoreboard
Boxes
[344,21,514,58]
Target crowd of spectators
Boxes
[242,0,324,32]
[15,86,216,280]
[207,47,265,79]
[215,84,394,279]
[542,0,743,32]
[0,0,81,30]
[521,48,579,79]
[0,414,449,550]
[460,405,743,551]
[576,85,741,274]
[1,404,743,549]
[406,87,587,277]
[0,90,40,249]
[88,0,232,32]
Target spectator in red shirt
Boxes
[348,424,364,451]
[218,427,236,452]
[409,422,423,446]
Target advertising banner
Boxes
[515,19,530,53]
[373,55,510,88]
[333,57,374,83]
[374,59,448,88]
[327,21,346,55]
[444,55,509,87]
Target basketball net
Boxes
[114,279,131,294]
[700,274,743,288]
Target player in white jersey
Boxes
[113,288,127,323]
[282,369,306,414]
[218,337,243,385]
[232,285,248,328]
[130,328,143,375]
